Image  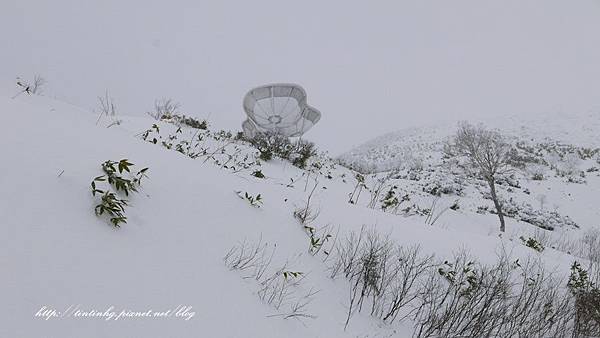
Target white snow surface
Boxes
[1,91,599,337]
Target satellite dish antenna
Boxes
[242,83,321,138]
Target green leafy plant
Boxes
[304,225,332,255]
[282,271,304,280]
[91,159,148,227]
[236,191,263,208]
[92,190,129,227]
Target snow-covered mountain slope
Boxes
[1,92,598,337]
[339,111,600,174]
[337,112,600,269]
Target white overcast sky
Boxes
[2,0,599,154]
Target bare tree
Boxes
[446,122,512,232]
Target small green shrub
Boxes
[91,159,148,227]
[248,132,317,169]
[93,191,129,227]
[248,132,292,160]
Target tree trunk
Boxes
[488,179,506,232]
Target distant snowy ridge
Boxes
[338,111,600,174]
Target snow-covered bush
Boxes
[380,185,410,213]
[140,122,260,173]
[248,131,292,161]
[413,255,574,338]
[147,98,208,129]
[366,171,397,209]
[532,172,545,180]
[577,147,600,160]
[520,236,544,252]
[492,199,578,231]
[510,142,546,168]
[142,124,204,158]
[556,153,582,177]
[496,174,521,189]
[329,228,584,337]
[247,131,317,168]
[568,262,600,336]
[578,228,600,267]
[331,230,576,336]
[291,140,317,169]
[566,174,586,184]
[328,228,434,327]
[169,114,208,130]
[421,174,464,197]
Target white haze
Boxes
[2,0,600,154]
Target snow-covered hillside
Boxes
[2,90,599,337]
[339,112,600,173]
[338,111,600,256]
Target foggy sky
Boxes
[2,0,599,154]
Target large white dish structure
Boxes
[242,83,321,138]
